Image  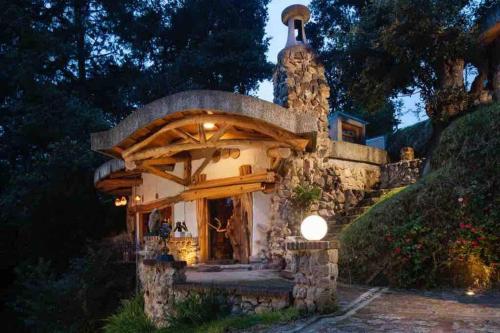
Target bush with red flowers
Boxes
[340,103,499,288]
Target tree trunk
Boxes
[427,58,467,121]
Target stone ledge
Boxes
[286,238,338,251]
[142,259,187,268]
[174,282,293,298]
[327,141,388,165]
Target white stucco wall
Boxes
[252,191,271,258]
[132,147,272,254]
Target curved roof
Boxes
[91,90,316,157]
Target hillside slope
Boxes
[340,103,499,288]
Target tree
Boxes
[109,0,273,103]
[1,0,273,329]
[309,0,492,123]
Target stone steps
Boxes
[326,188,389,241]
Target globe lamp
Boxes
[300,215,327,241]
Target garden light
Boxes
[300,214,328,241]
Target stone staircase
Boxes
[326,188,391,241]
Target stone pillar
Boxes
[273,5,330,153]
[139,260,186,327]
[265,4,333,265]
[286,237,338,313]
[138,236,187,328]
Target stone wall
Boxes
[286,238,338,313]
[265,42,382,264]
[173,284,291,315]
[380,159,424,189]
[142,235,198,265]
[168,237,198,265]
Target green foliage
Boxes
[12,246,135,332]
[168,290,230,328]
[104,296,156,333]
[292,184,322,209]
[310,0,485,121]
[104,293,300,333]
[191,307,301,333]
[290,184,322,219]
[386,120,434,160]
[1,0,273,328]
[340,103,499,288]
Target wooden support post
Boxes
[184,154,192,186]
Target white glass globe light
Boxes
[300,215,328,241]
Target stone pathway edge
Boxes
[287,287,389,333]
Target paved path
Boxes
[254,284,500,333]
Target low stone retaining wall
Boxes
[139,236,339,327]
[380,159,424,189]
[173,283,292,315]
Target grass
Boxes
[177,308,301,333]
[339,103,499,288]
[104,295,301,333]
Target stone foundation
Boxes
[173,284,292,315]
[380,159,424,189]
[286,238,338,313]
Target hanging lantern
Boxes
[120,196,128,206]
[114,198,121,207]
[300,215,328,241]
[134,195,142,202]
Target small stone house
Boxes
[328,111,368,144]
[91,4,389,267]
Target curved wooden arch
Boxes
[122,114,309,162]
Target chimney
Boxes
[282,4,310,48]
[273,4,330,149]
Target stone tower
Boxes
[273,4,330,153]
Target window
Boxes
[294,19,304,42]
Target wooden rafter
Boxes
[198,124,206,143]
[208,123,231,143]
[143,165,187,186]
[171,128,199,144]
[129,182,265,213]
[96,178,142,189]
[121,114,309,158]
[192,149,218,183]
[128,139,285,162]
[188,172,275,190]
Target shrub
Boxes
[386,119,433,160]
[11,245,135,332]
[103,295,156,333]
[168,290,230,327]
[340,103,499,288]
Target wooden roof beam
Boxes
[127,139,286,162]
[121,114,309,159]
